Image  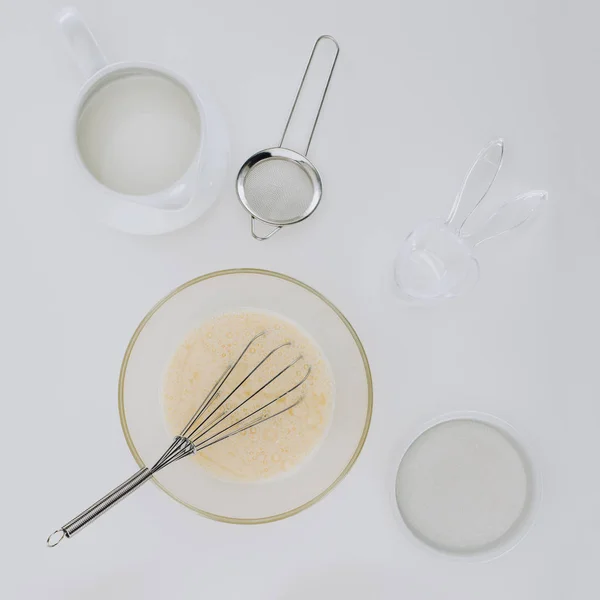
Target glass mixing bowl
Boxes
[119,269,372,523]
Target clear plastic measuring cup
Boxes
[394,139,547,303]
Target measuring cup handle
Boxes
[251,217,281,241]
[447,139,504,234]
[57,6,107,81]
[465,190,548,247]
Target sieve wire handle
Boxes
[279,35,340,156]
[47,467,152,547]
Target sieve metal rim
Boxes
[236,147,323,227]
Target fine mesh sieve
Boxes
[237,36,339,240]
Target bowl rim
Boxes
[118,268,373,524]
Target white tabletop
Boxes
[3,0,598,598]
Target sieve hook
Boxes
[251,217,281,241]
[279,35,340,156]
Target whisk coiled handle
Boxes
[47,467,153,546]
[47,436,196,547]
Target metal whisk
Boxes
[47,332,310,547]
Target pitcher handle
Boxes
[57,6,107,81]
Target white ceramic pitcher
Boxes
[57,6,229,234]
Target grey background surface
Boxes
[2,0,594,598]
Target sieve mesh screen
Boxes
[242,158,315,223]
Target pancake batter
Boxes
[163,310,334,482]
